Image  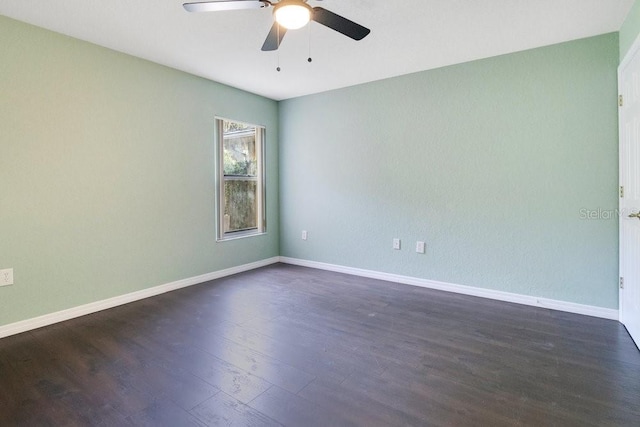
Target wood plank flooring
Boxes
[1,263,639,426]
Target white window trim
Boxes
[215,117,267,242]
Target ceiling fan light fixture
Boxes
[274,1,311,30]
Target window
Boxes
[216,117,266,240]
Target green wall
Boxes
[279,33,620,309]
[620,0,640,60]
[0,16,279,326]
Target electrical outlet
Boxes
[416,241,426,254]
[393,238,401,250]
[0,268,13,286]
[301,230,308,240]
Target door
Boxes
[619,43,640,350]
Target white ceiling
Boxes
[0,0,634,100]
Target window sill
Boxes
[217,231,267,242]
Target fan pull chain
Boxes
[276,24,281,72]
[307,23,312,63]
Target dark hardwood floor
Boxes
[1,263,639,426]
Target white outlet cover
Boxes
[0,268,13,286]
[416,241,426,254]
[393,238,401,250]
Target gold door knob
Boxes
[629,212,640,219]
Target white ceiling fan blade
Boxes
[183,1,267,13]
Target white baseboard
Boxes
[1,255,618,339]
[0,257,280,339]
[279,257,619,321]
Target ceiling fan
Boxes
[183,0,371,51]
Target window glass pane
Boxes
[223,180,257,232]
[223,128,257,177]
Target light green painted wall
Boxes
[0,16,279,326]
[620,0,640,60]
[279,33,620,309]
